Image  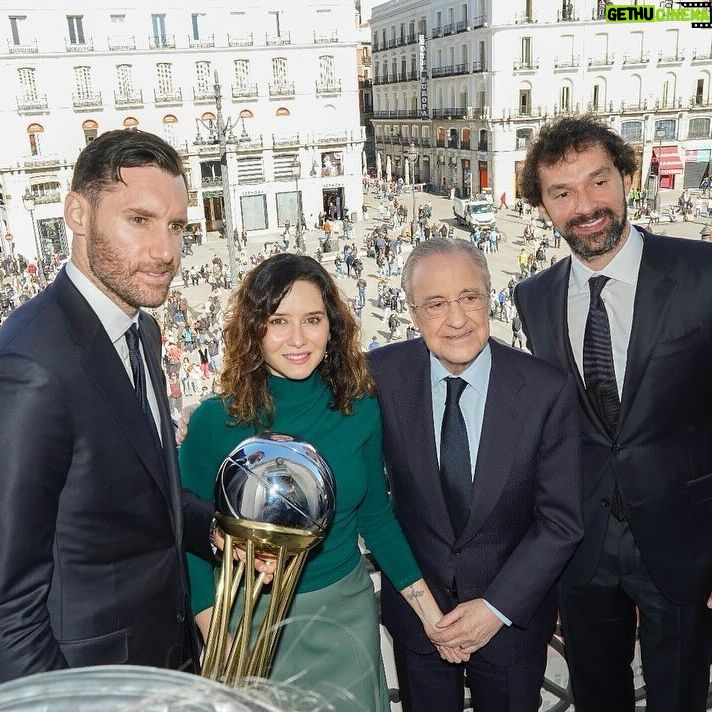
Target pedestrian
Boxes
[515,114,712,712]
[0,129,214,682]
[388,310,402,340]
[511,313,523,348]
[498,192,508,210]
[356,277,367,308]
[368,335,381,351]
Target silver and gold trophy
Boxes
[200,433,336,686]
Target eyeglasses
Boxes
[410,291,489,319]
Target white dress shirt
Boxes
[567,226,644,397]
[65,261,163,442]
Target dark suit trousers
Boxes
[558,516,712,712]
[393,641,546,712]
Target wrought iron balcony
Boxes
[266,32,291,46]
[32,191,62,204]
[432,63,471,78]
[432,108,467,119]
[228,33,253,47]
[514,11,538,23]
[692,49,712,61]
[472,15,486,28]
[472,60,486,72]
[314,30,338,44]
[557,8,579,21]
[114,90,144,106]
[16,94,48,111]
[201,175,223,188]
[22,155,63,168]
[72,92,102,108]
[443,23,454,35]
[108,35,136,51]
[456,21,467,32]
[7,38,37,53]
[658,50,684,63]
[316,79,342,95]
[513,59,539,70]
[589,54,614,66]
[273,133,300,147]
[154,88,183,104]
[232,83,258,99]
[65,37,94,52]
[193,88,215,103]
[431,26,442,39]
[406,33,417,44]
[149,34,175,49]
[189,34,214,48]
[268,82,295,98]
[622,52,649,64]
[554,55,580,69]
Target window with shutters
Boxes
[234,59,250,88]
[18,67,38,101]
[116,64,133,95]
[196,61,211,93]
[74,66,93,98]
[272,57,288,84]
[157,63,173,93]
[67,15,85,44]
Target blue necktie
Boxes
[440,377,472,535]
[583,275,625,520]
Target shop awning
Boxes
[653,146,684,175]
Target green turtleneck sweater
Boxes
[179,372,422,615]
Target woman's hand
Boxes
[175,403,198,446]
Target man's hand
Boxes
[175,403,198,446]
[429,599,504,653]
[707,590,712,609]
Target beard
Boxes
[86,217,178,313]
[560,199,628,261]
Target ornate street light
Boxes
[407,142,418,239]
[292,156,305,253]
[22,188,45,283]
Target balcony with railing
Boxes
[692,49,712,62]
[201,175,223,188]
[658,50,684,64]
[316,131,349,145]
[149,35,176,49]
[266,32,291,45]
[372,37,380,51]
[432,63,472,78]
[432,107,467,119]
[72,92,102,109]
[690,96,712,109]
[513,58,539,71]
[22,154,64,168]
[557,7,579,21]
[66,37,94,52]
[108,35,136,50]
[268,82,295,98]
[456,21,467,32]
[431,26,442,39]
[193,88,215,103]
[189,34,214,48]
[316,79,342,95]
[589,53,614,66]
[273,133,300,147]
[373,109,423,119]
[478,140,488,152]
[472,60,486,73]
[406,33,417,44]
[554,55,580,69]
[472,15,486,28]
[619,99,647,113]
[514,11,538,23]
[622,51,649,65]
[8,38,38,53]
[232,83,258,99]
[32,191,62,205]
[154,88,182,104]
[443,23,454,35]
[114,90,143,106]
[16,94,48,112]
[228,33,253,47]
[314,30,338,44]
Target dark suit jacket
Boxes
[514,230,712,605]
[0,269,214,683]
[368,337,582,666]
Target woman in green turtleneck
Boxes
[179,254,459,710]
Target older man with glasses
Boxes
[368,237,583,712]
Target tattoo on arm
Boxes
[406,585,427,620]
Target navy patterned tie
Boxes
[125,324,151,417]
[582,275,625,520]
[440,377,472,535]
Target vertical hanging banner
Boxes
[419,34,428,119]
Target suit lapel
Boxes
[55,271,172,505]
[459,340,525,542]
[395,341,456,536]
[618,233,675,427]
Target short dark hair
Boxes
[401,237,491,301]
[519,115,637,207]
[71,129,186,206]
[220,253,374,426]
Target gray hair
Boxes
[401,237,492,301]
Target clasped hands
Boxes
[425,598,504,664]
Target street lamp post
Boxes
[407,142,418,239]
[196,70,239,285]
[292,156,305,253]
[22,188,45,283]
[654,127,665,212]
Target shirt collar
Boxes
[570,224,644,293]
[65,260,136,343]
[430,341,492,396]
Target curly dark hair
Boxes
[219,253,375,427]
[71,129,186,207]
[519,115,638,207]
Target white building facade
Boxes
[0,0,365,261]
[371,0,712,202]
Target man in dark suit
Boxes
[368,237,583,711]
[513,115,712,711]
[0,130,215,682]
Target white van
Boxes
[452,198,496,228]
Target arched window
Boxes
[122,116,139,127]
[276,107,290,117]
[239,109,254,119]
[27,122,44,155]
[82,118,98,144]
